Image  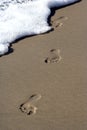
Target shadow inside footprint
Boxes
[19,94,41,115]
[51,16,68,29]
[45,49,62,63]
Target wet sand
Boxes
[0,0,87,129]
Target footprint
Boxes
[45,49,62,63]
[20,94,42,115]
[51,16,68,28]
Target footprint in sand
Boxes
[20,94,41,115]
[51,16,68,29]
[45,49,62,63]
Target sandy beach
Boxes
[0,0,87,129]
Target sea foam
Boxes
[0,0,80,55]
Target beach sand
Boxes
[0,0,87,129]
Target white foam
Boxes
[0,0,80,55]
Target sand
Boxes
[0,0,87,129]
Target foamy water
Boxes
[0,0,80,55]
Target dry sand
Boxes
[0,0,87,129]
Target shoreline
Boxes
[0,0,87,130]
